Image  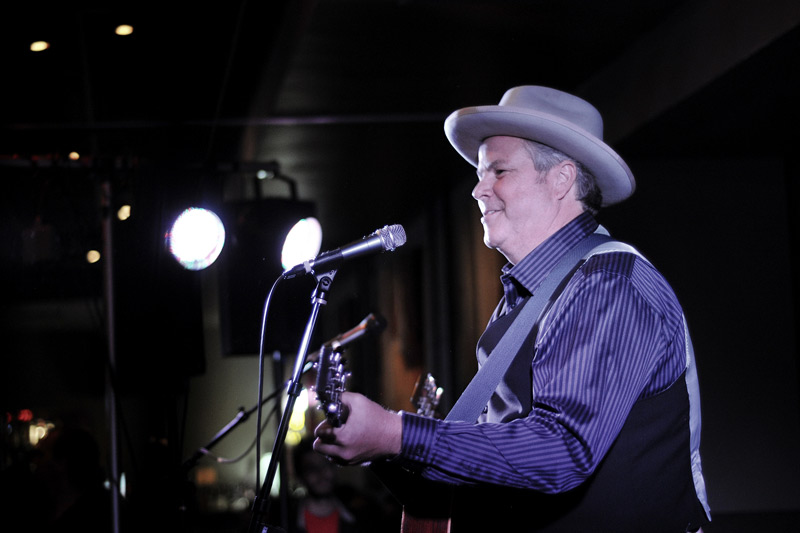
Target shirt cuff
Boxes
[388,411,439,471]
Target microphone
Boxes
[326,312,387,351]
[305,312,387,365]
[283,224,406,277]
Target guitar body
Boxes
[370,461,453,533]
[402,507,452,533]
[399,482,453,533]
[377,374,453,533]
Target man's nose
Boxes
[472,179,491,200]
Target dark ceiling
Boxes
[3,0,798,238]
[1,0,798,357]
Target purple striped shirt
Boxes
[397,212,688,493]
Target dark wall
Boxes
[599,156,800,513]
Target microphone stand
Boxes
[177,387,281,533]
[248,268,338,533]
[180,388,280,473]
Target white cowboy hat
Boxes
[444,86,635,206]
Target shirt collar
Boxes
[501,212,599,296]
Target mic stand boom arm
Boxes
[181,385,282,473]
[248,269,338,533]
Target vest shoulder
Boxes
[581,249,639,277]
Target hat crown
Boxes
[498,86,604,140]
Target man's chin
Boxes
[483,232,499,250]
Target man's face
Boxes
[472,136,563,263]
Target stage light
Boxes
[219,198,317,355]
[281,217,322,270]
[166,207,226,271]
[256,168,275,180]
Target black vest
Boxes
[445,297,709,532]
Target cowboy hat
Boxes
[444,86,635,206]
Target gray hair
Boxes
[521,139,602,215]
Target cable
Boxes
[254,273,285,491]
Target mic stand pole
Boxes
[101,177,122,533]
[248,269,338,533]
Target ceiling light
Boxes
[30,41,49,52]
[117,204,131,221]
[115,25,134,36]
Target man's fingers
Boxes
[315,432,337,445]
[313,425,337,446]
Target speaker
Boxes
[218,198,317,356]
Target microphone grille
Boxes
[378,224,407,251]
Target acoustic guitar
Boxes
[313,344,452,532]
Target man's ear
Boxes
[553,160,578,200]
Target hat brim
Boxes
[445,105,635,206]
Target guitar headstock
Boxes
[410,373,443,419]
[313,343,350,427]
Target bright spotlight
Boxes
[166,207,225,271]
[281,218,322,270]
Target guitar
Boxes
[410,373,444,419]
[313,346,452,533]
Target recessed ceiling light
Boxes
[115,25,134,36]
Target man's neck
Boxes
[508,207,587,264]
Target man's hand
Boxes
[313,391,402,465]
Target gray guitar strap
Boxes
[445,230,613,423]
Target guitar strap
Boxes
[445,229,613,423]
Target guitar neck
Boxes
[314,356,451,533]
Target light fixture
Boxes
[281,217,322,270]
[117,204,131,221]
[115,24,134,36]
[257,168,275,180]
[219,198,318,355]
[166,207,226,271]
[30,41,50,52]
